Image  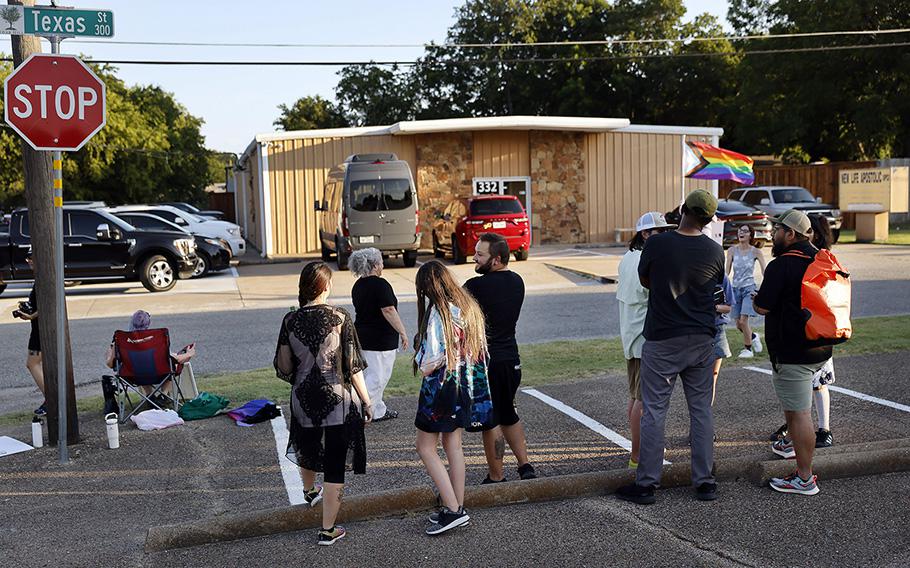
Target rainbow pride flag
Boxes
[684,141,754,185]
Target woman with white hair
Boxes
[349,248,408,422]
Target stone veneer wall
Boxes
[414,132,474,248]
[529,131,586,244]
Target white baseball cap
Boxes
[636,211,677,233]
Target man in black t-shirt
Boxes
[464,233,537,483]
[13,250,46,416]
[753,209,830,496]
[617,190,725,505]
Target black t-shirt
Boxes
[464,270,524,362]
[638,231,725,341]
[753,240,833,365]
[351,276,399,351]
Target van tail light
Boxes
[415,210,420,235]
[341,209,350,237]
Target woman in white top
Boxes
[616,211,676,469]
[725,225,767,358]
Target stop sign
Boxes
[4,54,106,152]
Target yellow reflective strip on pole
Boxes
[53,178,63,189]
[53,159,62,170]
[54,196,63,207]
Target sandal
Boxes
[373,409,399,422]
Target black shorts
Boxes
[488,358,522,427]
[28,323,40,353]
[290,424,348,484]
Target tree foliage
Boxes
[0,57,216,209]
[274,95,347,131]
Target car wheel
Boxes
[140,255,177,292]
[321,243,332,261]
[832,229,840,243]
[336,238,350,271]
[433,234,444,259]
[514,248,529,261]
[452,235,466,265]
[192,254,211,278]
[403,250,418,268]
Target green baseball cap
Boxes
[684,189,718,218]
[772,209,811,236]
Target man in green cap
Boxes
[616,189,725,505]
[753,208,830,496]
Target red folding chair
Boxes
[111,328,186,424]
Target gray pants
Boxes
[636,334,716,488]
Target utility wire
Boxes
[5,40,907,66]
[59,27,910,49]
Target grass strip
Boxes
[3,314,908,427]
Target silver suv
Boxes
[727,185,842,241]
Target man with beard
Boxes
[753,209,830,496]
[464,232,537,483]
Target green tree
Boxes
[274,95,347,131]
[334,65,417,126]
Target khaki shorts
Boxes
[772,362,824,411]
[626,358,642,401]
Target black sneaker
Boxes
[33,402,47,417]
[317,525,346,546]
[615,483,656,505]
[480,475,506,485]
[517,463,537,480]
[303,485,323,507]
[428,507,469,524]
[425,507,470,535]
[373,409,399,423]
[815,429,833,448]
[769,423,788,441]
[695,482,718,501]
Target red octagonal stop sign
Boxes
[4,53,106,152]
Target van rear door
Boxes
[346,171,416,248]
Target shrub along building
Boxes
[233,116,721,258]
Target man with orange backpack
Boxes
[753,209,850,496]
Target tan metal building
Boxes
[233,116,722,258]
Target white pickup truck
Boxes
[727,185,842,241]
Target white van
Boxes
[316,153,420,270]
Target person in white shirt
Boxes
[616,211,676,469]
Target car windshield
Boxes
[470,199,524,216]
[772,188,816,203]
[350,179,413,211]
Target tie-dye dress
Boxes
[414,303,493,433]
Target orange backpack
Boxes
[782,249,852,344]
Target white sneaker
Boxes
[738,348,754,359]
[752,333,763,354]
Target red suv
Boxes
[431,195,531,264]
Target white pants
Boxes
[362,349,396,418]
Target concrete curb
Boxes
[144,438,910,552]
[543,263,616,284]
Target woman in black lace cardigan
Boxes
[274,261,373,546]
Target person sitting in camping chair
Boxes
[103,310,196,418]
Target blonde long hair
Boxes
[413,260,487,374]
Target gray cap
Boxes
[772,209,811,236]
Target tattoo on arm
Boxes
[494,436,505,460]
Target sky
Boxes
[2,1,728,154]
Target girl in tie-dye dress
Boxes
[412,260,492,535]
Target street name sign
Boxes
[4,54,107,151]
[0,5,114,37]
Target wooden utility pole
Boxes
[9,0,79,446]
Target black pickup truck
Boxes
[0,206,198,295]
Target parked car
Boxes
[315,153,420,270]
[0,206,197,295]
[159,201,225,220]
[726,186,842,242]
[432,195,531,264]
[665,199,772,248]
[112,211,232,278]
[107,204,245,256]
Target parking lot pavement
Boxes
[2,350,908,566]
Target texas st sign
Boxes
[4,54,106,151]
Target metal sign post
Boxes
[49,36,66,463]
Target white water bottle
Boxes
[105,413,120,449]
[31,416,43,448]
